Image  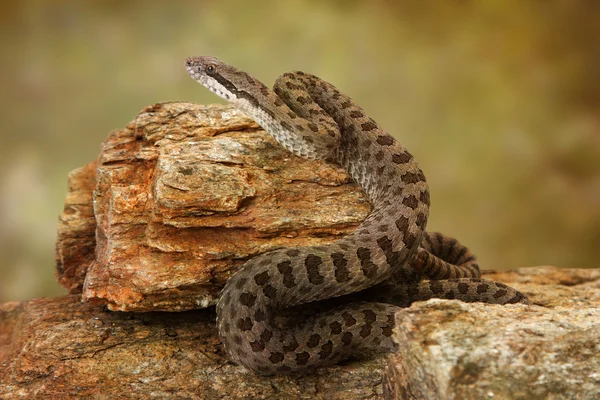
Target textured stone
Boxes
[2,267,597,399]
[0,295,386,400]
[385,267,600,400]
[55,103,370,312]
[55,161,97,292]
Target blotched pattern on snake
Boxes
[185,56,529,375]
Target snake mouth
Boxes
[185,59,232,101]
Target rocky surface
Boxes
[2,103,597,399]
[0,295,388,399]
[385,267,600,400]
[55,102,369,312]
[1,268,598,399]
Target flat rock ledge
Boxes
[1,103,598,399]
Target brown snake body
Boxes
[185,56,529,375]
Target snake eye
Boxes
[206,64,216,74]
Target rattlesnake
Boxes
[185,56,529,375]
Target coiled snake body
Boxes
[185,56,529,375]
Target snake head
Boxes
[186,56,263,104]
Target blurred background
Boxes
[0,0,598,302]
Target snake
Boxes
[185,56,530,375]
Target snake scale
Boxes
[185,56,530,375]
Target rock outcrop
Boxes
[1,103,598,399]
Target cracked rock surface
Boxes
[55,103,369,312]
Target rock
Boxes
[55,161,97,293]
[0,295,387,399]
[385,267,600,400]
[55,102,369,312]
[1,268,598,399]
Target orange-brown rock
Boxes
[55,103,370,312]
[0,295,389,399]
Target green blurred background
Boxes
[1,1,598,302]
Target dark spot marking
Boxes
[294,124,305,132]
[274,97,284,107]
[331,252,351,283]
[363,309,377,324]
[402,195,419,210]
[295,351,310,365]
[307,334,321,348]
[330,321,342,335]
[340,100,352,109]
[277,260,296,288]
[357,247,378,278]
[392,152,412,164]
[262,284,277,299]
[457,282,470,294]
[237,317,253,331]
[254,271,270,286]
[296,96,309,105]
[360,325,372,338]
[307,122,319,132]
[429,280,443,294]
[494,289,508,299]
[239,292,257,307]
[377,236,403,268]
[376,135,394,146]
[318,341,333,359]
[305,254,325,285]
[269,352,284,364]
[382,323,393,337]
[404,233,417,249]
[255,309,266,322]
[395,215,409,233]
[260,329,273,343]
[361,121,377,131]
[287,111,297,119]
[477,283,491,294]
[342,312,357,327]
[283,337,299,352]
[233,334,242,345]
[350,110,364,118]
[341,332,353,346]
[402,172,421,184]
[250,340,265,352]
